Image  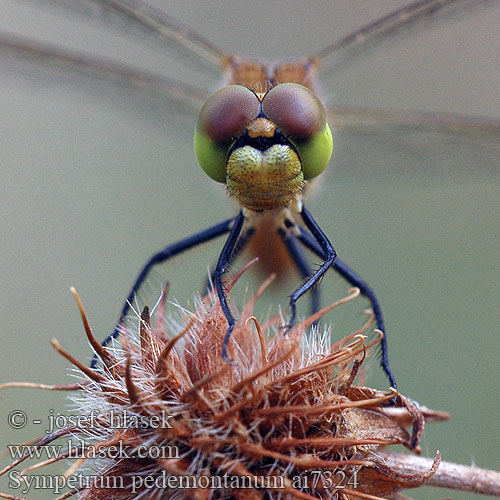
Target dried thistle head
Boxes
[0,271,449,500]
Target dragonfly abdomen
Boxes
[245,213,298,280]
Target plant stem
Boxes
[380,452,500,496]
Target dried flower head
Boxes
[0,268,456,500]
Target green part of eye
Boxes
[294,123,334,180]
[194,131,228,183]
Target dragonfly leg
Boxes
[92,216,236,368]
[206,226,256,292]
[277,227,320,317]
[286,205,337,329]
[214,212,246,362]
[296,227,398,393]
[333,258,397,392]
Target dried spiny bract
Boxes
[0,279,445,500]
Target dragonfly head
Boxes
[194,83,333,211]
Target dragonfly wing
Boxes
[0,35,208,125]
[328,106,500,135]
[15,0,227,72]
[327,107,500,186]
[312,0,498,76]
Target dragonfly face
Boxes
[194,81,333,211]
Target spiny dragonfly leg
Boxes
[206,226,256,293]
[296,227,398,393]
[215,211,246,362]
[91,216,236,369]
[277,226,320,317]
[286,205,337,330]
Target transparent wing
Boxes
[14,0,227,71]
[311,0,497,76]
[0,35,208,126]
[327,106,500,185]
[0,0,233,128]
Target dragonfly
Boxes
[1,0,499,394]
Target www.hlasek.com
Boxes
[7,470,360,495]
[7,439,181,461]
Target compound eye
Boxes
[262,83,333,180]
[195,85,260,183]
[262,83,325,140]
[197,85,260,142]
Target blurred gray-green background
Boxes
[0,1,498,499]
